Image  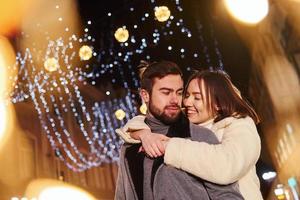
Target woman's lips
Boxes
[186,109,197,114]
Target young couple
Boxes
[115,61,263,200]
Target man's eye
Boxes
[162,92,170,95]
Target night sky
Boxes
[76,0,253,97]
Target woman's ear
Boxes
[214,104,221,114]
[140,89,150,103]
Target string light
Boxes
[4,0,225,171]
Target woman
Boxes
[117,70,263,200]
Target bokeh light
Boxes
[114,27,129,43]
[0,36,16,98]
[0,36,15,151]
[224,0,269,24]
[139,103,147,115]
[0,102,7,141]
[115,109,126,120]
[0,102,14,152]
[154,6,171,22]
[0,0,35,36]
[79,45,93,61]
[25,179,96,200]
[44,57,60,72]
[39,187,93,200]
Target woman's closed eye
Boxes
[194,94,202,100]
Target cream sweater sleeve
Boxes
[115,115,149,144]
[164,117,261,184]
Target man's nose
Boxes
[170,93,179,104]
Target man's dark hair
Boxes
[138,60,183,92]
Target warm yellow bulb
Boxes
[154,6,171,22]
[114,27,129,43]
[39,187,93,200]
[224,0,269,24]
[25,179,96,200]
[44,57,59,72]
[0,101,13,152]
[0,102,7,141]
[0,36,16,97]
[115,109,126,120]
[79,45,93,61]
[139,103,147,115]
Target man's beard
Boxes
[148,99,181,125]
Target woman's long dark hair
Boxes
[185,70,260,124]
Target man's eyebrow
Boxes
[159,88,174,91]
[159,87,184,92]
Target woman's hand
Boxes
[131,129,170,158]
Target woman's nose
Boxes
[184,96,192,106]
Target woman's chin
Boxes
[187,116,198,124]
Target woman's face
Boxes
[183,78,215,124]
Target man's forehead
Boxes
[153,74,183,88]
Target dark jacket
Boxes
[115,114,243,200]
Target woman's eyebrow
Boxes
[192,92,202,95]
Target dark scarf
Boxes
[125,112,190,199]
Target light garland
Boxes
[5,0,225,171]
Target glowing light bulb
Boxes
[79,45,93,61]
[115,109,126,120]
[224,0,269,24]
[139,103,147,114]
[0,102,7,145]
[114,27,129,43]
[44,58,59,72]
[154,6,171,22]
[25,179,96,200]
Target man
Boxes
[114,61,243,200]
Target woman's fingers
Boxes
[140,132,169,158]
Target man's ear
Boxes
[140,89,150,103]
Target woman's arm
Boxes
[164,117,261,184]
[115,115,148,143]
[116,115,169,157]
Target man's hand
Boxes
[131,129,170,158]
